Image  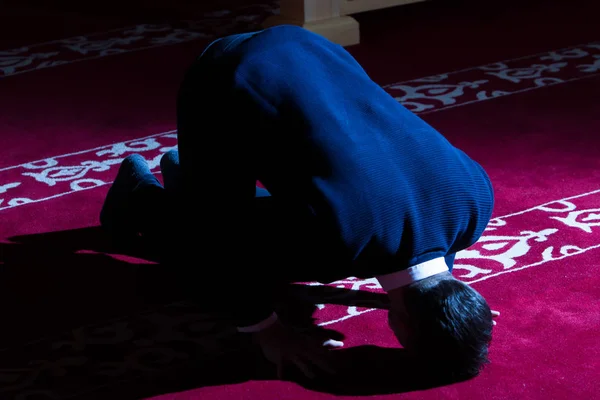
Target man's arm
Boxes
[225,281,279,331]
[225,279,338,379]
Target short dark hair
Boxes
[402,276,493,380]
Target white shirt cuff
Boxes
[237,312,279,333]
[376,257,449,292]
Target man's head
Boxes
[387,272,493,379]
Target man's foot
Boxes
[100,154,161,239]
[160,150,180,192]
[255,186,271,198]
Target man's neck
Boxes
[386,271,454,322]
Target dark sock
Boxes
[160,150,180,193]
[100,154,161,237]
[255,186,271,198]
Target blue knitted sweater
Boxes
[178,26,494,327]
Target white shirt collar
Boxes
[376,257,449,292]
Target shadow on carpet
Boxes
[0,227,467,398]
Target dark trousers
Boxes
[172,58,333,288]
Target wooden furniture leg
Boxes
[263,0,428,46]
[262,0,360,47]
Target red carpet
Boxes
[1,0,599,399]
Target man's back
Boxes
[181,25,494,276]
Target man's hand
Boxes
[253,319,337,380]
[491,310,500,325]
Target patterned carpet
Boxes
[1,0,599,399]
